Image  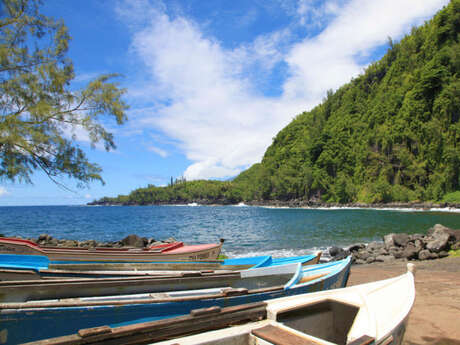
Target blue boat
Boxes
[0,252,321,279]
[0,257,350,344]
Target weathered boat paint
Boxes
[0,258,350,345]
[0,237,224,262]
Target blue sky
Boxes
[0,0,450,206]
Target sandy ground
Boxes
[348,257,460,345]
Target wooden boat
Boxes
[0,252,321,280]
[0,237,224,262]
[0,259,318,302]
[48,252,321,271]
[0,257,351,344]
[26,263,415,345]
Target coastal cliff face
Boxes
[90,0,460,207]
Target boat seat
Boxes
[251,324,318,345]
[347,335,375,345]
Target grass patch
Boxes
[442,191,460,203]
[218,254,229,260]
[448,249,460,257]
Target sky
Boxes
[0,0,450,206]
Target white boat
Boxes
[153,263,415,345]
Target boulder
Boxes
[393,233,410,247]
[438,251,449,258]
[388,246,403,258]
[347,243,366,252]
[375,247,389,256]
[334,252,349,261]
[429,251,439,259]
[120,234,145,248]
[48,238,58,246]
[427,224,452,237]
[401,243,419,260]
[426,230,450,253]
[329,246,345,257]
[38,234,50,242]
[418,249,431,260]
[86,240,97,248]
[413,239,425,252]
[356,250,371,261]
[366,256,376,264]
[375,255,395,263]
[410,233,424,240]
[59,240,78,247]
[367,242,384,252]
[383,234,395,249]
[354,259,366,265]
[427,224,460,243]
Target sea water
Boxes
[1,205,460,257]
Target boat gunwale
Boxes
[0,258,350,310]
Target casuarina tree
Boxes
[0,0,128,188]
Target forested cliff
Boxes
[91,1,460,206]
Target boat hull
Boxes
[25,261,414,345]
[0,238,223,262]
[0,253,321,280]
[0,259,351,344]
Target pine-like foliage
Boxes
[0,0,128,187]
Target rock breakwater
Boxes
[16,234,177,249]
[329,224,460,264]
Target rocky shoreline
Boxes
[329,224,460,264]
[6,224,460,266]
[89,198,460,210]
[245,200,460,210]
[9,234,178,249]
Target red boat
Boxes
[0,237,224,262]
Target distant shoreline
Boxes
[87,200,460,212]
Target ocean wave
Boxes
[223,247,326,259]
[261,205,460,213]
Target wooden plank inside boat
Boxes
[251,324,318,345]
[347,335,375,345]
[25,302,268,345]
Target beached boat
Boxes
[0,252,321,280]
[0,257,351,344]
[27,263,414,345]
[0,259,319,302]
[0,237,224,262]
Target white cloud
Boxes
[0,187,9,197]
[148,145,168,158]
[296,0,342,27]
[84,193,92,199]
[284,0,449,103]
[119,0,449,181]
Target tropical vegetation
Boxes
[91,0,460,206]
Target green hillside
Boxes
[235,0,460,204]
[91,1,460,206]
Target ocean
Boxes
[1,205,460,257]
